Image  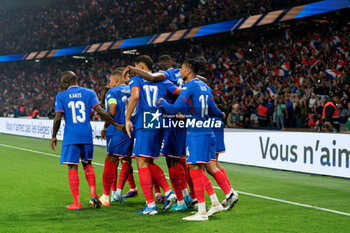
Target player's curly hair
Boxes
[136,55,153,70]
[183,57,205,74]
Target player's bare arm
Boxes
[51,112,63,151]
[124,65,166,82]
[100,83,117,106]
[101,101,117,139]
[94,105,125,134]
[125,86,140,138]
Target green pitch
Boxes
[0,133,349,233]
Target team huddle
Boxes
[50,55,238,221]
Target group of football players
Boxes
[51,54,238,221]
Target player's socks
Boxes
[68,169,80,205]
[220,168,232,187]
[83,165,97,198]
[127,168,137,190]
[154,185,161,195]
[212,170,232,197]
[138,167,155,206]
[149,163,171,194]
[169,166,184,202]
[189,169,206,213]
[202,172,215,197]
[177,162,187,190]
[102,159,117,196]
[118,161,131,191]
[179,159,196,199]
[111,173,117,193]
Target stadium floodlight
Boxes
[73,56,86,59]
[122,49,140,55]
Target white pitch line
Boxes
[1,143,350,217]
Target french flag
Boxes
[331,36,345,46]
[223,63,230,69]
[302,46,311,54]
[234,50,244,59]
[267,85,277,98]
[302,57,309,66]
[263,67,269,74]
[267,53,275,60]
[274,69,288,77]
[336,46,346,55]
[325,69,342,80]
[281,62,290,71]
[337,60,345,69]
[237,74,245,84]
[309,57,320,69]
[309,41,319,54]
[210,64,217,71]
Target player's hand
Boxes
[50,137,57,151]
[101,128,107,140]
[157,98,163,107]
[125,120,133,138]
[122,66,132,81]
[222,112,226,119]
[105,83,114,90]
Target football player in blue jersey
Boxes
[99,68,138,206]
[51,71,125,210]
[158,58,225,221]
[127,54,192,210]
[123,55,180,215]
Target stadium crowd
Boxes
[0,22,349,131]
[0,0,314,54]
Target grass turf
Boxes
[0,133,349,233]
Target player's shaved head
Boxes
[158,55,172,70]
[135,55,153,71]
[61,71,77,90]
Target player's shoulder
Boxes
[167,68,180,73]
[129,75,142,86]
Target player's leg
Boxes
[100,154,119,205]
[122,162,139,198]
[183,163,208,221]
[110,166,118,202]
[213,127,239,210]
[115,157,133,202]
[216,153,239,210]
[183,134,212,221]
[148,158,176,211]
[81,144,101,208]
[179,156,196,205]
[61,144,82,210]
[66,164,82,210]
[133,129,159,215]
[136,156,158,214]
[166,157,186,210]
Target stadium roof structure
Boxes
[0,0,349,63]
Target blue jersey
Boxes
[161,69,183,104]
[129,75,178,130]
[160,79,223,133]
[55,85,100,145]
[161,68,182,85]
[105,84,135,137]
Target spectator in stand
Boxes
[227,103,243,128]
[322,95,340,132]
[338,103,349,131]
[0,0,314,54]
[276,98,287,129]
